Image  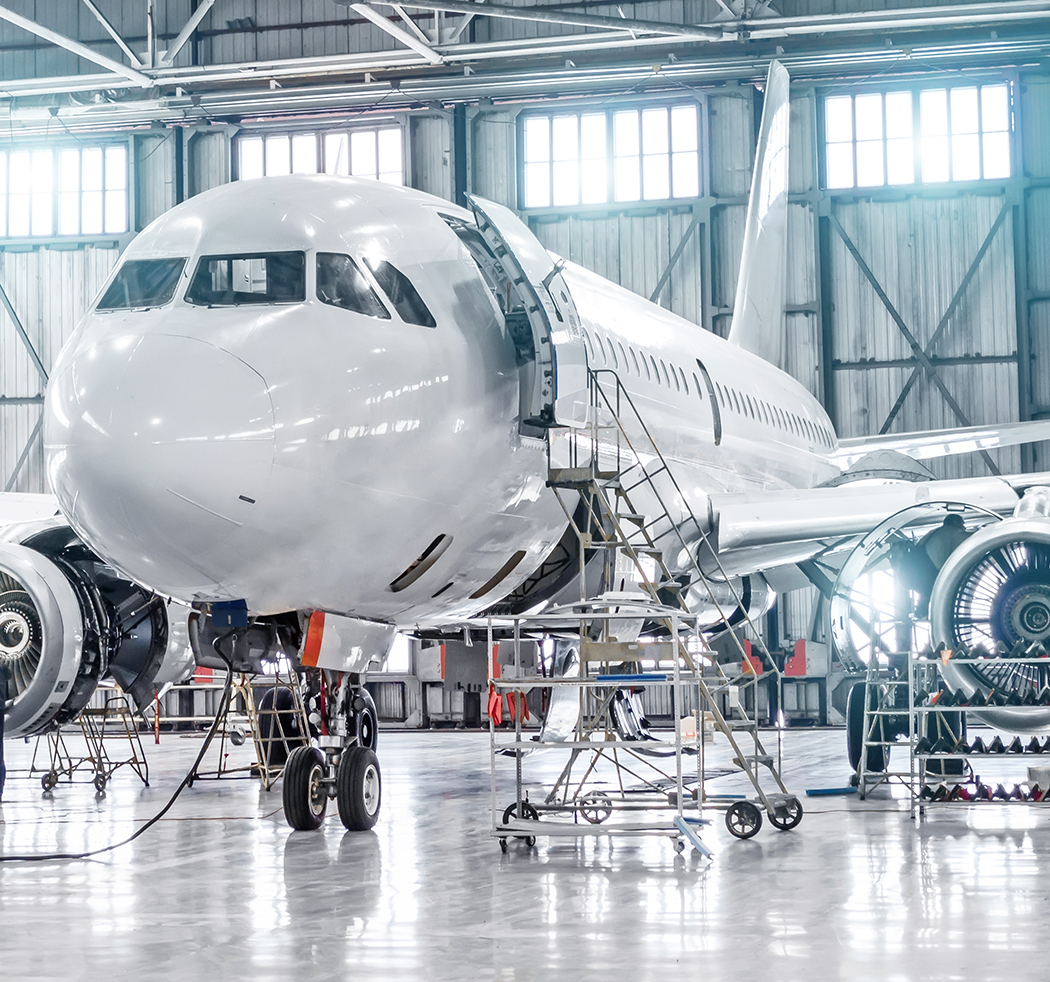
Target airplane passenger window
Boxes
[316,253,390,319]
[715,383,726,407]
[744,394,755,419]
[679,367,689,393]
[640,351,651,381]
[650,355,660,384]
[692,372,701,396]
[661,359,674,389]
[630,347,641,375]
[364,257,437,327]
[605,336,619,369]
[617,342,630,372]
[731,389,741,413]
[582,329,596,361]
[97,257,186,310]
[187,251,305,305]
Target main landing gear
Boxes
[282,674,381,832]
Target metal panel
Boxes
[1021,75,1050,179]
[410,114,453,202]
[708,92,752,198]
[470,110,516,207]
[134,132,177,229]
[1,246,119,491]
[188,129,229,197]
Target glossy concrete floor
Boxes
[2,726,1049,982]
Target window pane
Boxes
[524,161,550,207]
[240,137,264,179]
[377,128,402,180]
[9,151,30,194]
[59,192,78,235]
[580,113,606,157]
[856,140,884,187]
[264,135,291,176]
[364,257,436,327]
[0,152,6,235]
[187,251,306,305]
[31,150,52,194]
[825,96,853,143]
[983,131,1011,178]
[31,193,51,236]
[580,157,607,204]
[291,134,317,174]
[887,138,914,184]
[8,195,28,236]
[826,142,854,188]
[82,190,103,235]
[671,151,699,197]
[104,189,126,233]
[952,133,980,180]
[59,149,79,192]
[855,93,883,141]
[950,87,979,134]
[921,89,948,136]
[324,133,349,175]
[921,135,950,182]
[982,84,1009,132]
[885,92,912,139]
[552,115,578,162]
[552,160,579,206]
[105,145,126,189]
[316,253,389,318]
[614,156,640,201]
[350,130,377,178]
[671,105,698,152]
[614,111,639,157]
[642,154,669,199]
[642,108,669,154]
[524,117,550,163]
[97,258,186,309]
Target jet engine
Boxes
[1,525,170,740]
[930,492,1050,729]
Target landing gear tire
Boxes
[336,746,382,831]
[769,796,803,831]
[283,745,328,831]
[846,681,889,773]
[726,800,763,839]
[258,686,305,767]
[353,689,379,752]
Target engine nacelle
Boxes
[931,513,1050,730]
[684,573,774,631]
[1,525,172,739]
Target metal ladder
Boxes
[546,369,795,821]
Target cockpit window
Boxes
[96,258,186,310]
[316,253,390,319]
[186,251,305,305]
[364,257,436,328]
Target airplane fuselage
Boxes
[44,175,838,624]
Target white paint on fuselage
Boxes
[44,175,839,626]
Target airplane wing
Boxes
[710,471,1050,553]
[834,419,1050,468]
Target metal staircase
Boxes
[545,369,797,826]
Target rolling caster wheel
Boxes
[41,771,57,792]
[578,793,613,825]
[93,774,107,793]
[525,836,536,848]
[769,797,803,831]
[725,800,763,839]
[674,838,685,854]
[500,838,508,854]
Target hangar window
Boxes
[187,251,306,305]
[237,126,403,184]
[0,143,127,239]
[824,83,1010,189]
[522,104,700,208]
[316,253,389,319]
[97,258,186,310]
[364,257,436,327]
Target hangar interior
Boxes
[4,2,1050,978]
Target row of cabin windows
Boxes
[712,380,833,449]
[582,326,834,450]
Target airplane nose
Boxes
[45,334,275,596]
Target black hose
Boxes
[0,656,236,863]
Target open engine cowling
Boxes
[931,513,1050,730]
[1,526,171,740]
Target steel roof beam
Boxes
[160,0,216,67]
[79,0,142,69]
[350,3,444,64]
[0,4,153,87]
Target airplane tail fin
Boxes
[727,60,791,366]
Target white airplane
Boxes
[4,61,1050,829]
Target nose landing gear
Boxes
[282,680,381,832]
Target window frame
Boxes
[0,137,133,247]
[818,78,1014,192]
[234,122,407,185]
[517,95,708,214]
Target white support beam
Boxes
[390,3,433,45]
[349,3,444,64]
[79,0,142,68]
[161,0,216,67]
[0,4,152,86]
